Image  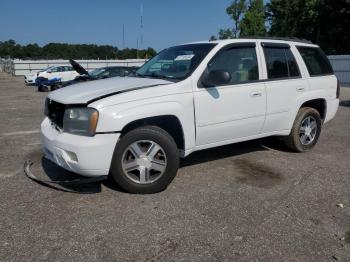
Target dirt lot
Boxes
[0,72,349,261]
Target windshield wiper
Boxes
[148,72,177,80]
[136,72,183,81]
[136,72,163,79]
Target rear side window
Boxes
[263,46,300,79]
[297,47,333,76]
[208,45,259,85]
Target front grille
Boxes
[45,98,66,129]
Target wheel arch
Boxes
[96,100,196,154]
[120,115,185,151]
[299,98,327,120]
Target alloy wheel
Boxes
[121,140,167,184]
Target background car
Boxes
[35,65,80,92]
[24,72,37,85]
[37,66,79,82]
[67,59,139,85]
[26,65,80,86]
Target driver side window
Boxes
[208,46,259,85]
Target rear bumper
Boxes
[325,98,339,123]
[41,117,120,177]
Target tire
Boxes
[284,107,322,152]
[110,126,179,194]
[51,84,60,91]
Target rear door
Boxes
[194,42,267,146]
[46,66,62,81]
[260,42,309,133]
[61,66,77,81]
[57,66,68,81]
[296,46,337,99]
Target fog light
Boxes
[65,150,78,162]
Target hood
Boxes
[48,77,172,104]
[69,59,89,75]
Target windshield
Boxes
[40,66,55,72]
[89,68,107,78]
[136,43,216,81]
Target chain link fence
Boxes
[0,59,14,74]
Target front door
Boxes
[194,43,266,146]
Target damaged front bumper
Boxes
[41,117,120,177]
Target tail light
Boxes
[336,79,340,99]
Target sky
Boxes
[0,0,241,51]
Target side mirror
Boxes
[202,69,231,87]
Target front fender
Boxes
[95,95,196,151]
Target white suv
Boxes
[42,38,339,193]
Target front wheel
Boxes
[110,126,179,194]
[284,107,322,152]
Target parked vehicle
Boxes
[24,72,37,85]
[38,65,79,82]
[68,59,139,84]
[34,65,80,91]
[26,66,78,86]
[35,61,138,91]
[36,76,63,92]
[42,38,339,193]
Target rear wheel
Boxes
[284,107,322,152]
[110,126,179,194]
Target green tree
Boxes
[218,29,234,39]
[267,0,350,54]
[23,44,42,59]
[226,0,247,37]
[211,0,267,40]
[266,0,318,39]
[240,0,266,37]
[0,40,23,59]
[0,40,156,60]
[317,0,350,54]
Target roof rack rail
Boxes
[238,36,313,44]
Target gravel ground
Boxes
[0,72,349,261]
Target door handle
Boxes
[296,86,305,92]
[250,91,262,97]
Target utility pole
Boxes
[140,2,143,48]
[122,24,125,50]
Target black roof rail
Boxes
[238,36,313,44]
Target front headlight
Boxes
[63,108,99,136]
